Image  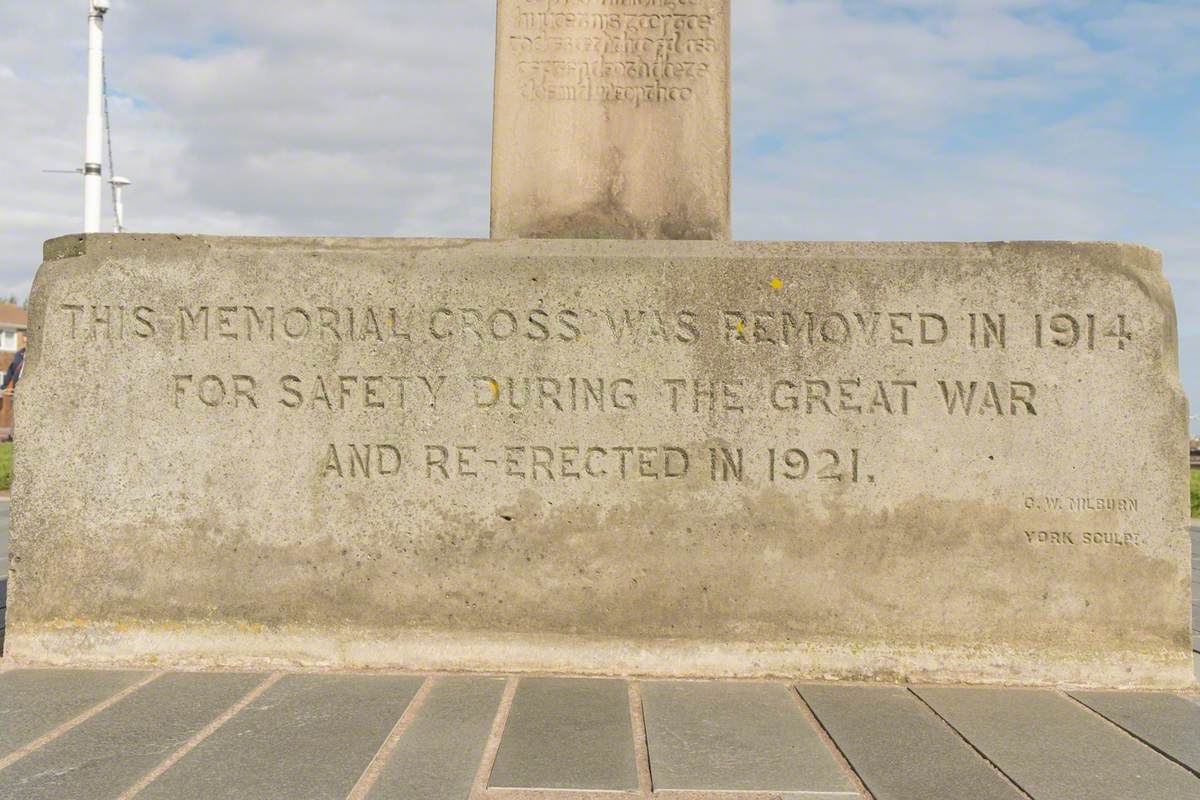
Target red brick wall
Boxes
[0,351,15,431]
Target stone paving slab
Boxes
[640,681,855,794]
[488,677,637,792]
[136,674,422,800]
[365,676,506,800]
[1071,690,1200,775]
[915,687,1200,800]
[0,669,151,759]
[800,684,1024,800]
[0,671,262,800]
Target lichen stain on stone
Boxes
[519,169,722,241]
[522,195,645,241]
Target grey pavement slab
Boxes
[0,669,150,758]
[0,671,262,800]
[1070,691,1200,776]
[367,676,505,800]
[137,674,422,800]
[640,681,854,794]
[488,677,636,791]
[915,687,1200,800]
[800,684,1023,800]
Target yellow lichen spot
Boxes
[770,277,783,290]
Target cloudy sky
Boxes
[1,0,1197,431]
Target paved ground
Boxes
[0,515,1196,800]
[1194,523,1200,654]
[0,668,1197,800]
[0,671,1195,800]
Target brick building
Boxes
[0,303,28,434]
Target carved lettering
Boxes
[508,1,721,106]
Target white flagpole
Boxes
[84,0,110,232]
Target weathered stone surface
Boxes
[7,235,1193,687]
[491,0,730,240]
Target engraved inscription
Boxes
[57,304,1137,350]
[161,372,1044,419]
[508,0,722,105]
[321,442,876,486]
[1024,530,1146,547]
[53,294,1160,553]
[1023,496,1140,512]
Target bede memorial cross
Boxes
[6,0,1193,688]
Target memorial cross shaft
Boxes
[491,0,731,240]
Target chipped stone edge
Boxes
[5,623,1194,691]
[38,233,1170,263]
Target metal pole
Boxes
[84,1,107,233]
[111,178,130,232]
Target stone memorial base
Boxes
[6,235,1193,688]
